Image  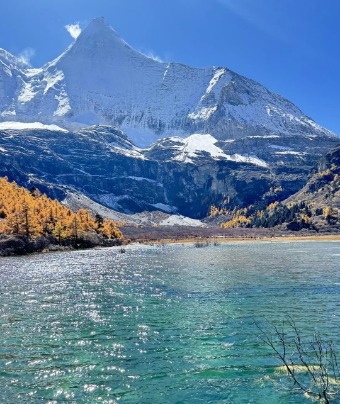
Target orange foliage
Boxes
[220,215,250,228]
[0,177,123,242]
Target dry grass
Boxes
[121,225,340,245]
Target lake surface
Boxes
[0,241,339,403]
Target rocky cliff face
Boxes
[0,18,336,146]
[0,125,338,218]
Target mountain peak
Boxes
[64,17,138,63]
[2,18,335,146]
[90,16,106,26]
[77,17,123,44]
[82,17,112,34]
[53,17,160,80]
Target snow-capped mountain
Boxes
[0,18,338,219]
[0,18,336,146]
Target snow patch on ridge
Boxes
[54,89,71,116]
[275,151,305,156]
[269,145,291,151]
[1,108,16,117]
[18,80,37,103]
[188,106,218,121]
[205,68,226,95]
[25,68,44,78]
[159,215,206,227]
[128,176,162,185]
[43,70,65,94]
[170,133,268,167]
[172,134,227,162]
[151,203,177,213]
[110,147,146,160]
[162,63,170,81]
[231,154,268,167]
[247,135,281,139]
[0,121,68,132]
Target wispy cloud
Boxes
[141,50,164,63]
[65,23,82,39]
[17,47,35,66]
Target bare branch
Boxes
[254,318,339,403]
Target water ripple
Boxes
[0,242,339,403]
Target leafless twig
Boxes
[254,318,339,403]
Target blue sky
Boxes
[1,0,339,135]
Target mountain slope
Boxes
[286,145,340,211]
[249,145,340,231]
[0,125,338,219]
[0,18,336,146]
[0,49,29,118]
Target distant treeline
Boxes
[210,200,339,231]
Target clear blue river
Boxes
[0,241,339,403]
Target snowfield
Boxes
[0,121,68,132]
[169,134,268,167]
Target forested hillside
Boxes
[0,177,123,254]
[208,145,340,232]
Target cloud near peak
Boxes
[18,47,35,66]
[65,23,82,39]
[143,51,163,63]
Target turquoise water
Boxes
[0,242,339,403]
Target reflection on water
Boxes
[0,242,339,403]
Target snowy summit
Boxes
[0,18,336,147]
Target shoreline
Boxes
[1,233,339,257]
[136,234,340,245]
